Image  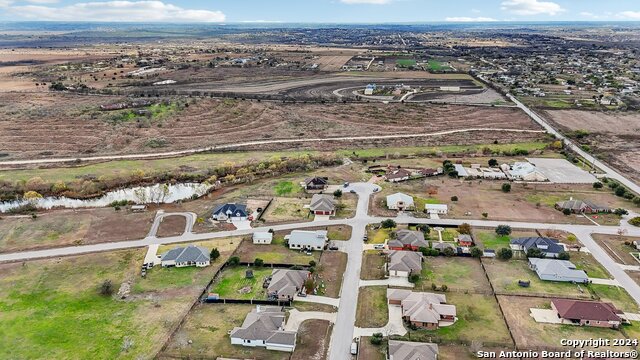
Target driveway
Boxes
[353,304,407,337]
[589,278,620,286]
[231,220,252,230]
[285,309,337,332]
[295,295,341,307]
[359,278,414,288]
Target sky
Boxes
[0,0,638,23]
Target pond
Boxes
[0,182,213,213]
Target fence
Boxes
[204,298,291,306]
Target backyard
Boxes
[262,197,311,223]
[235,236,320,265]
[210,266,273,300]
[415,257,492,293]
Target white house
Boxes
[253,232,273,245]
[286,230,328,251]
[386,192,414,211]
[425,204,448,215]
[230,306,297,352]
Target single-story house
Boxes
[425,204,448,215]
[230,305,297,352]
[465,166,508,180]
[386,193,415,211]
[309,194,336,216]
[286,230,328,251]
[253,232,273,245]
[388,340,438,360]
[551,299,625,329]
[417,168,441,177]
[453,164,468,178]
[555,199,611,214]
[211,203,248,222]
[433,242,456,254]
[388,230,428,251]
[387,250,423,278]
[529,258,589,283]
[303,177,328,191]
[161,245,210,268]
[482,249,496,258]
[502,162,547,182]
[387,289,456,329]
[385,168,412,183]
[267,269,310,301]
[510,237,565,258]
[457,234,474,247]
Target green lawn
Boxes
[355,286,388,328]
[590,284,640,313]
[396,59,417,68]
[475,231,511,250]
[427,60,451,72]
[570,252,611,279]
[274,181,301,196]
[416,257,492,293]
[395,293,512,345]
[367,227,393,244]
[210,266,273,300]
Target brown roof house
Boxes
[386,250,423,278]
[303,177,328,191]
[551,299,626,329]
[555,199,611,214]
[385,168,412,183]
[230,305,297,352]
[266,269,310,301]
[388,230,428,251]
[388,340,439,360]
[387,289,457,330]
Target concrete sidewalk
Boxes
[359,278,414,288]
[589,278,620,286]
[295,295,340,307]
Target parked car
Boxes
[374,244,385,250]
[305,251,313,256]
[343,182,350,188]
[329,245,339,250]
[298,292,307,297]
[350,342,358,355]
[363,235,368,242]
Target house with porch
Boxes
[266,269,310,301]
[387,289,456,330]
[309,194,336,216]
[551,299,625,329]
[286,230,328,251]
[211,203,248,222]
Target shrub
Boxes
[431,283,437,291]
[441,284,448,292]
[488,159,498,167]
[442,247,456,257]
[470,247,483,258]
[409,274,420,283]
[210,248,220,261]
[228,256,240,266]
[615,187,627,197]
[254,258,264,267]
[557,251,570,260]
[309,260,316,267]
[451,195,458,202]
[501,183,511,193]
[614,208,628,216]
[629,217,640,227]
[495,225,512,236]
[482,212,488,218]
[333,189,343,198]
[370,333,384,345]
[99,279,114,296]
[526,247,544,258]
[593,182,603,189]
[562,208,572,215]
[497,248,513,260]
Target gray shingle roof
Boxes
[230,306,297,346]
[388,251,423,272]
[309,194,335,212]
[511,237,564,255]
[267,269,309,298]
[212,203,248,217]
[388,340,438,360]
[389,230,428,248]
[161,245,209,263]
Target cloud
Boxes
[445,17,498,22]
[339,0,392,4]
[501,0,564,16]
[618,11,640,19]
[5,0,226,22]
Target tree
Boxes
[482,212,488,218]
[593,182,603,189]
[629,217,640,227]
[416,224,430,234]
[99,279,114,296]
[451,196,458,202]
[614,208,628,216]
[370,333,384,345]
[210,248,220,261]
[228,256,240,266]
[409,274,420,283]
[441,284,448,292]
[495,225,512,236]
[615,187,626,197]
[488,159,498,167]
[470,247,483,258]
[458,223,472,235]
[501,183,512,193]
[442,247,456,257]
[557,251,571,260]
[333,189,343,198]
[526,247,544,258]
[23,191,43,200]
[497,248,513,260]
[254,258,264,267]
[381,219,397,229]
[562,208,572,216]
[431,283,437,291]
[309,260,316,267]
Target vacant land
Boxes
[498,295,630,351]
[316,251,347,298]
[543,110,640,183]
[415,257,492,293]
[394,293,512,346]
[0,208,154,252]
[160,303,287,360]
[235,236,320,265]
[589,284,640,313]
[0,94,542,160]
[473,229,539,250]
[372,177,633,224]
[0,238,236,360]
[592,234,640,266]
[359,338,387,360]
[361,250,387,280]
[483,259,591,298]
[570,251,611,279]
[355,286,388,328]
[291,319,333,360]
[262,197,311,223]
[210,266,273,300]
[155,215,186,238]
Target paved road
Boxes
[147,211,196,238]
[508,94,640,195]
[0,128,544,166]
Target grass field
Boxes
[291,320,333,360]
[355,286,388,328]
[235,236,320,265]
[475,231,511,250]
[590,284,640,313]
[396,59,417,68]
[274,180,301,196]
[367,227,393,244]
[415,257,492,293]
[570,252,611,279]
[359,337,387,360]
[327,225,352,240]
[427,60,451,72]
[262,197,311,223]
[0,241,235,360]
[361,250,387,280]
[483,259,591,298]
[210,266,273,300]
[395,293,512,345]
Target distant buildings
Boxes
[303,177,328,191]
[555,199,610,214]
[502,162,547,182]
[425,204,448,215]
[551,299,625,329]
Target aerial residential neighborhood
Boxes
[2,3,640,360]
